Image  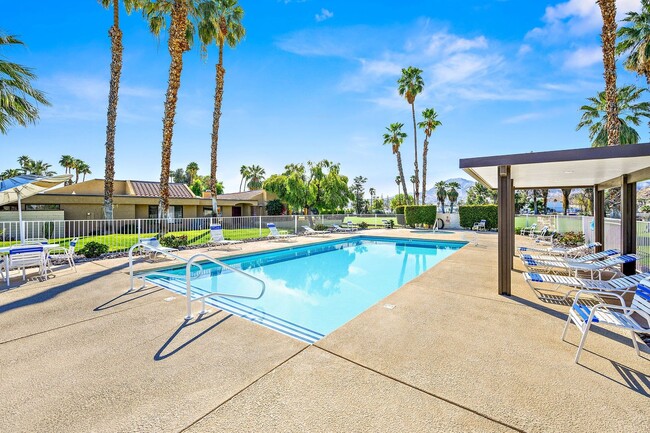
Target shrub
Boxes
[266,199,284,216]
[394,206,405,214]
[404,205,438,226]
[160,234,188,248]
[79,241,109,258]
[358,221,369,229]
[556,231,585,247]
[459,205,498,230]
[313,224,329,231]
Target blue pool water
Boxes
[147,236,466,343]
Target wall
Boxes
[0,210,65,239]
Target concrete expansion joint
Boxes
[313,345,526,433]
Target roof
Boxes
[130,181,195,198]
[216,190,265,201]
[459,143,650,189]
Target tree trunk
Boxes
[103,0,122,221]
[562,188,572,215]
[411,102,419,205]
[75,169,79,184]
[158,0,189,218]
[421,136,429,205]
[599,0,620,146]
[210,42,225,217]
[396,151,409,199]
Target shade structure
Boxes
[0,174,72,243]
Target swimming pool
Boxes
[146,236,466,343]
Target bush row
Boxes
[404,205,438,226]
[458,205,498,230]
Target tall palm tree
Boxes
[198,0,245,215]
[144,0,199,218]
[409,175,416,199]
[446,181,460,214]
[577,85,650,146]
[617,1,650,87]
[434,180,447,213]
[397,66,424,204]
[100,0,141,220]
[383,122,409,198]
[598,0,620,146]
[239,164,249,191]
[0,33,50,134]
[17,155,32,173]
[369,187,376,209]
[72,159,84,183]
[246,164,265,190]
[59,155,75,174]
[417,107,441,205]
[77,161,91,182]
[186,161,199,184]
[395,176,401,201]
[0,168,21,180]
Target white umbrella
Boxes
[0,174,72,243]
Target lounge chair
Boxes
[138,236,178,259]
[519,249,619,264]
[472,220,486,231]
[267,223,297,241]
[332,224,355,232]
[302,226,330,237]
[562,280,650,362]
[523,271,649,301]
[520,254,638,280]
[518,242,601,258]
[533,227,556,244]
[520,223,537,237]
[2,245,49,286]
[47,237,78,272]
[346,221,359,231]
[208,224,243,250]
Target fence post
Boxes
[294,215,298,234]
[137,219,141,241]
[259,216,262,237]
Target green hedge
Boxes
[395,205,405,214]
[459,205,498,230]
[404,205,438,226]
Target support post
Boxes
[593,186,604,253]
[510,180,515,268]
[621,175,637,275]
[497,165,512,295]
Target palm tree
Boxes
[617,1,650,87]
[598,0,620,145]
[77,161,91,182]
[395,176,401,201]
[541,188,549,214]
[27,160,55,176]
[72,159,84,183]
[144,0,199,218]
[383,122,409,198]
[100,0,141,220]
[0,168,21,180]
[446,181,460,213]
[369,187,376,209]
[434,180,447,213]
[409,175,416,199]
[417,108,441,205]
[577,85,650,146]
[59,155,75,174]
[562,188,573,215]
[246,164,265,190]
[0,33,50,134]
[186,161,199,184]
[239,164,249,191]
[397,66,424,205]
[17,155,32,173]
[198,0,245,215]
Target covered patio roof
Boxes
[459,143,650,295]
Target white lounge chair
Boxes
[472,220,486,231]
[346,221,359,231]
[138,236,178,259]
[302,226,329,237]
[48,237,78,272]
[208,224,243,250]
[518,242,601,258]
[523,271,649,301]
[520,254,638,280]
[519,249,619,264]
[562,279,650,362]
[3,245,49,286]
[520,223,537,237]
[332,224,355,233]
[267,223,296,241]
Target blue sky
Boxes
[1,0,646,197]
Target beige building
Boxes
[10,179,276,220]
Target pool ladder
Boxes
[128,244,266,320]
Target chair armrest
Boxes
[573,289,626,306]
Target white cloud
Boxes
[502,112,544,124]
[518,44,532,56]
[563,45,602,69]
[315,8,333,22]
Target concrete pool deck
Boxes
[0,230,647,432]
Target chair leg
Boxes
[561,312,573,341]
[575,323,591,363]
[630,331,641,357]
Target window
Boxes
[0,204,18,211]
[148,205,158,219]
[148,205,183,219]
[203,206,221,217]
[24,204,60,211]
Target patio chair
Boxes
[23,237,50,245]
[534,227,556,245]
[523,271,649,302]
[519,249,619,264]
[302,226,330,237]
[381,219,392,229]
[267,223,297,241]
[520,254,638,280]
[346,221,359,231]
[3,245,48,286]
[47,237,78,272]
[562,280,650,363]
[518,242,601,258]
[332,224,355,233]
[472,220,487,231]
[208,224,243,250]
[520,223,537,237]
[138,236,178,259]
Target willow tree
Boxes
[100,0,141,220]
[397,66,424,204]
[382,122,409,198]
[145,0,200,218]
[617,1,650,87]
[598,0,620,145]
[198,0,245,215]
[0,33,50,134]
[417,108,441,205]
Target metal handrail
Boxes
[184,253,266,320]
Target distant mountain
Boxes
[424,177,475,205]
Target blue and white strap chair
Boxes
[209,224,243,249]
[4,245,48,286]
[346,221,359,231]
[518,242,601,258]
[519,249,619,265]
[562,278,650,363]
[521,254,637,280]
[302,225,329,237]
[48,237,78,272]
[332,224,355,233]
[520,223,537,237]
[267,223,296,241]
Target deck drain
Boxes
[384,303,396,310]
[164,297,176,302]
